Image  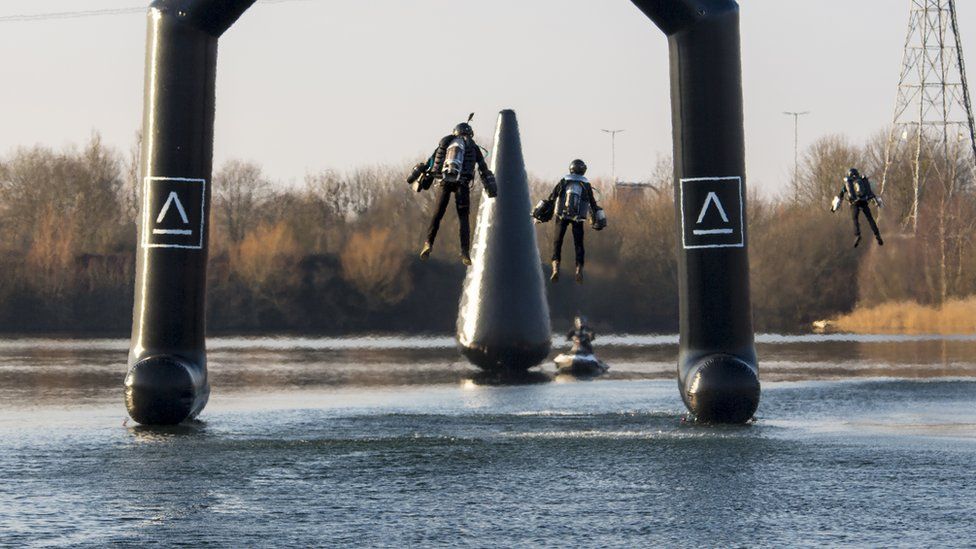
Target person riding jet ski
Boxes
[554,315,608,376]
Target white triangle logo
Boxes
[682,177,744,248]
[144,177,206,248]
[696,192,729,224]
[156,191,190,225]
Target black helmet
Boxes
[569,159,587,175]
[453,123,474,138]
[849,167,860,178]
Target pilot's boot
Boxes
[550,260,560,283]
[420,242,432,261]
[853,235,862,248]
[575,264,584,284]
[876,235,884,246]
[460,250,472,266]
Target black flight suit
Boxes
[425,135,493,256]
[837,175,882,241]
[548,175,599,268]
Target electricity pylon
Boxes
[882,0,976,232]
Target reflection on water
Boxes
[1,334,976,406]
[129,421,209,442]
[1,332,975,351]
[1,335,975,545]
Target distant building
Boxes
[613,181,658,201]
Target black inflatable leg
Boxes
[125,356,209,425]
[631,0,760,423]
[125,0,255,425]
[682,355,760,424]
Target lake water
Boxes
[1,334,975,547]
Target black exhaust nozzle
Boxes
[632,0,759,423]
[125,1,254,425]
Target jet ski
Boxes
[554,351,608,377]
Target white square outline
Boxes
[680,176,745,250]
[141,176,207,250]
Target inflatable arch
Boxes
[125,0,760,425]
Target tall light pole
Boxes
[782,111,810,185]
[601,129,625,183]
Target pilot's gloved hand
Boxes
[483,173,498,198]
[830,196,841,213]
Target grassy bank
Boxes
[830,297,976,334]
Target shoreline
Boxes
[821,297,976,335]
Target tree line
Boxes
[0,131,973,335]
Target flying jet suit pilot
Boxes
[410,118,497,265]
[532,159,606,284]
[831,167,884,248]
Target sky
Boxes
[0,0,974,196]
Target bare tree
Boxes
[0,134,125,254]
[792,135,861,207]
[213,160,273,244]
[119,131,143,225]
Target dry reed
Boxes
[831,297,976,334]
